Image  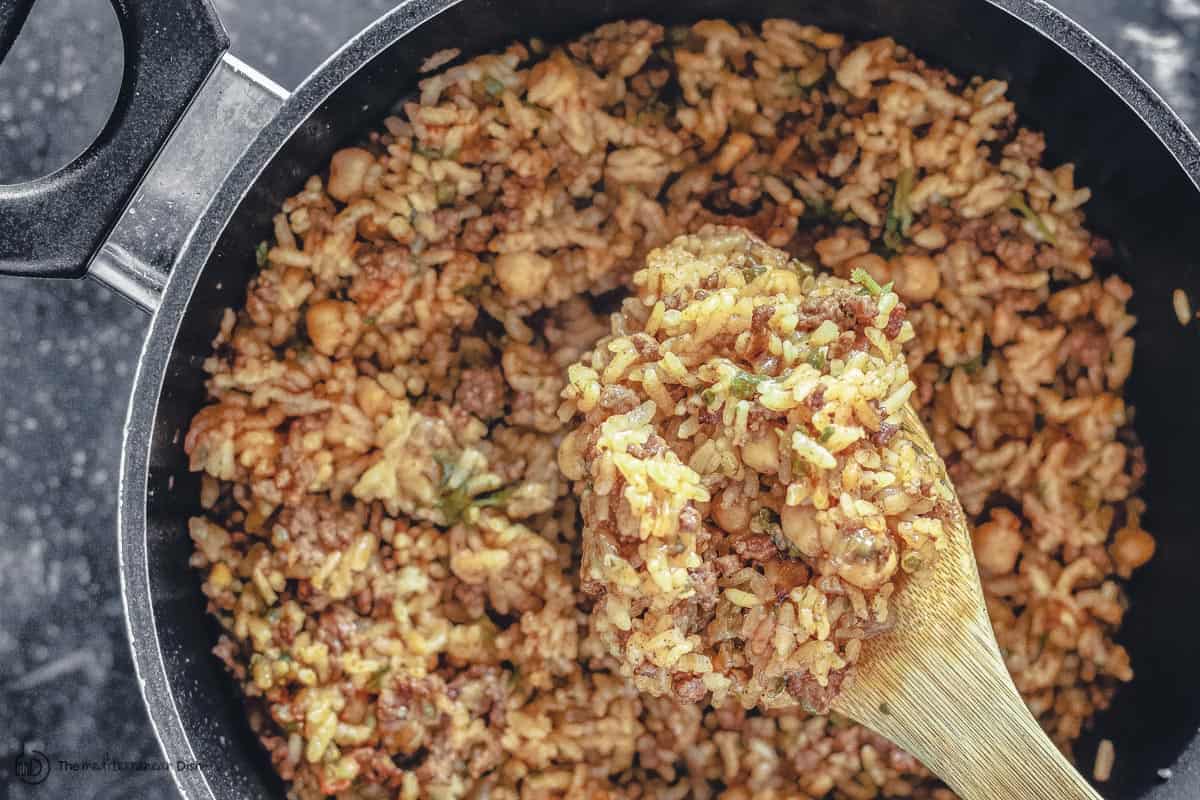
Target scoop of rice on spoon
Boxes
[559,226,1102,800]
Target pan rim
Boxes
[116,2,1200,798]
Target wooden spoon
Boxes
[830,404,1103,800]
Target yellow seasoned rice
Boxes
[1173,287,1191,327]
[559,227,949,712]
[184,18,1154,799]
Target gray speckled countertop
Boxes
[0,2,1196,798]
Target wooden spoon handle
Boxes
[836,614,1103,800]
[832,403,1102,799]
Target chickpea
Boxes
[781,503,821,558]
[814,233,869,270]
[327,147,374,202]
[832,527,897,589]
[1110,528,1155,575]
[713,492,751,534]
[494,251,554,303]
[911,224,948,250]
[972,518,1023,575]
[355,376,391,419]
[306,299,358,356]
[741,431,780,474]
[890,253,940,303]
[557,429,587,482]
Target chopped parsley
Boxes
[436,181,457,206]
[753,507,780,530]
[850,267,894,297]
[729,370,767,399]
[438,485,472,525]
[801,196,840,222]
[780,68,821,96]
[433,451,513,523]
[255,240,269,268]
[883,167,915,253]
[483,76,506,98]
[472,486,513,509]
[741,263,769,283]
[820,426,835,443]
[1007,192,1058,245]
[367,667,390,691]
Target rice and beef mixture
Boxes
[559,227,950,713]
[184,18,1155,800]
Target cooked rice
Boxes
[560,227,949,712]
[1093,738,1115,782]
[1173,287,1191,327]
[184,18,1153,799]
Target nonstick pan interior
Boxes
[138,1,1200,797]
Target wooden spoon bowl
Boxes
[830,404,1103,800]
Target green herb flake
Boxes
[456,283,482,301]
[633,96,669,127]
[883,167,915,253]
[741,264,769,283]
[753,507,780,530]
[436,181,457,206]
[807,349,826,372]
[802,196,839,222]
[780,69,809,96]
[367,667,390,692]
[729,370,766,400]
[255,241,269,268]
[700,388,719,406]
[819,426,835,443]
[434,451,472,524]
[959,354,983,375]
[438,487,471,525]
[483,77,506,98]
[850,267,888,297]
[1007,192,1058,245]
[472,486,513,510]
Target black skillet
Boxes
[1,0,1198,797]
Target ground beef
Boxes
[672,674,707,703]
[794,290,877,332]
[733,534,781,563]
[872,422,900,446]
[455,366,506,420]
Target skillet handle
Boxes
[0,0,229,278]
